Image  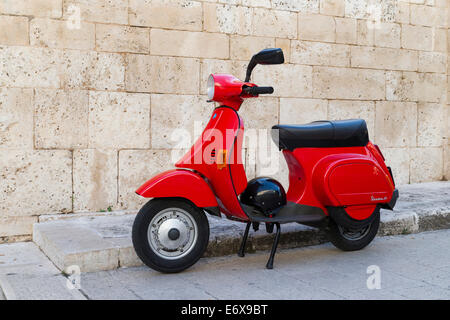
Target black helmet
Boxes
[240,177,286,215]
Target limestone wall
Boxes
[0,0,448,242]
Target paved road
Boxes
[77,229,450,300]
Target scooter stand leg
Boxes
[266,223,281,269]
[238,222,251,257]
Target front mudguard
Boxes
[136,169,219,209]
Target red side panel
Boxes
[328,162,392,206]
[136,169,218,208]
[284,145,394,220]
[283,146,370,212]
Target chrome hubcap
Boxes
[147,208,197,259]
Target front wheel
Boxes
[132,198,210,273]
[327,208,380,251]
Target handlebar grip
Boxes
[244,86,274,95]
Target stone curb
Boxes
[33,182,450,273]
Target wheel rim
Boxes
[147,207,198,260]
[337,224,371,241]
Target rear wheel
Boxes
[327,208,380,251]
[132,198,210,273]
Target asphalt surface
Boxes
[76,229,450,300]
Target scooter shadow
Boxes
[191,241,373,275]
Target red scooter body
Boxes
[133,48,398,272]
[137,73,396,222]
[283,143,394,220]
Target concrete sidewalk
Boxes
[32,181,450,273]
[78,229,450,300]
[1,229,449,300]
[0,242,86,300]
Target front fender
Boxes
[136,169,218,208]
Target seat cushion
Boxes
[271,119,369,150]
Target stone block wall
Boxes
[0,0,448,242]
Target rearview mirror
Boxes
[254,48,285,65]
[245,48,284,82]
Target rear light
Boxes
[374,144,385,161]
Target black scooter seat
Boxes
[272,119,369,150]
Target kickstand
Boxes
[266,223,281,269]
[237,222,251,257]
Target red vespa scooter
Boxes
[132,48,398,273]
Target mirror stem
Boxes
[244,71,251,83]
[245,58,257,82]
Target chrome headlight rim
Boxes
[207,74,215,100]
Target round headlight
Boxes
[207,74,215,100]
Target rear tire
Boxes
[132,198,210,273]
[327,208,380,251]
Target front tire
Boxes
[327,208,380,251]
[132,198,210,273]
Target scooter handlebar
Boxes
[242,86,274,96]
